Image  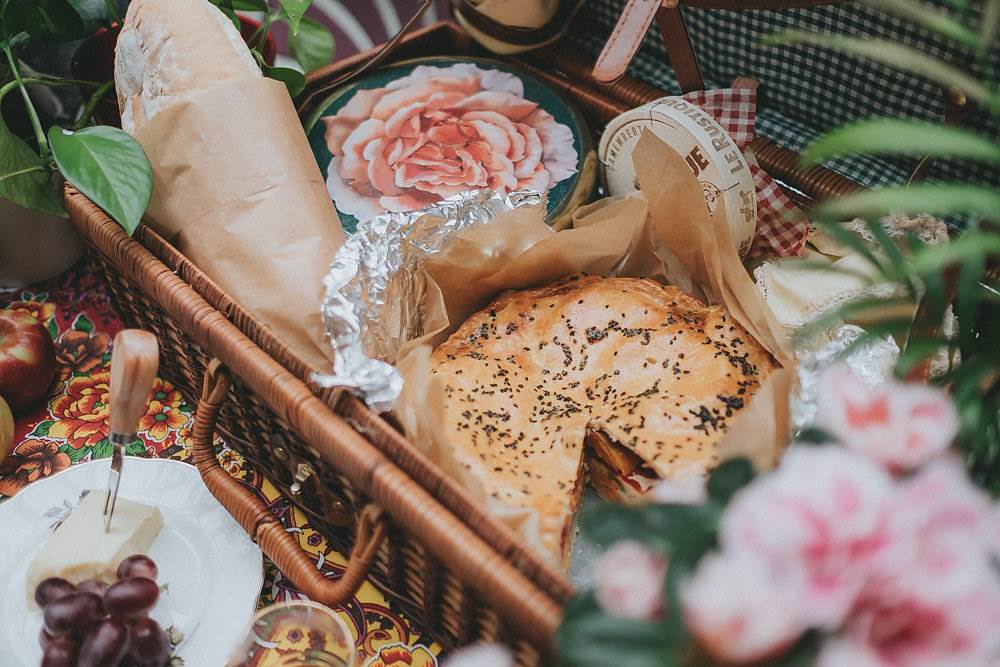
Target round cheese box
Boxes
[599,97,757,257]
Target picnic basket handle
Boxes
[192,359,387,607]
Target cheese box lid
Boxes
[599,96,757,257]
[306,56,596,234]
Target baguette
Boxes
[115,0,261,134]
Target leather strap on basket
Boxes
[192,359,387,607]
[594,0,841,89]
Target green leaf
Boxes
[72,312,94,333]
[803,119,1000,164]
[31,420,55,437]
[231,0,268,10]
[65,0,109,29]
[862,218,907,276]
[814,184,1000,221]
[861,0,981,47]
[706,458,755,504]
[766,30,1000,113]
[811,219,885,272]
[797,427,836,444]
[48,125,152,235]
[982,0,1000,48]
[277,0,312,34]
[46,317,59,340]
[0,118,64,216]
[263,65,306,98]
[91,438,113,459]
[289,16,334,72]
[556,592,679,667]
[771,631,823,667]
[4,0,89,42]
[217,5,241,31]
[581,503,719,562]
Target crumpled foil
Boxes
[791,324,900,430]
[314,189,544,412]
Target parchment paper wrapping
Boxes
[393,133,795,560]
[133,77,345,369]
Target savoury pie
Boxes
[429,275,775,565]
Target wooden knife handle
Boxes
[109,330,159,435]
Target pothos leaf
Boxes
[262,64,306,97]
[289,16,334,72]
[705,458,755,504]
[0,117,64,217]
[277,0,311,34]
[48,125,153,235]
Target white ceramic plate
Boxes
[0,457,263,667]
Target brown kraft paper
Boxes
[136,77,345,370]
[394,132,795,561]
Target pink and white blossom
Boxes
[682,551,806,664]
[719,446,893,629]
[595,540,667,620]
[323,63,578,219]
[815,365,958,472]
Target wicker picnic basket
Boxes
[65,6,887,663]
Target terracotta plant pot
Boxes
[0,199,84,288]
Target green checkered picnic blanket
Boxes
[571,1,999,230]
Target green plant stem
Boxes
[0,77,102,103]
[104,0,122,23]
[3,45,48,157]
[0,164,47,183]
[252,11,274,51]
[73,80,115,131]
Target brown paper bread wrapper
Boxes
[135,78,345,370]
[394,132,794,563]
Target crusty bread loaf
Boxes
[429,275,775,563]
[115,0,261,134]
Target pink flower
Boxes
[442,643,515,667]
[719,446,893,629]
[819,459,1000,667]
[879,458,996,599]
[683,551,806,664]
[323,63,578,219]
[595,541,668,620]
[815,365,958,472]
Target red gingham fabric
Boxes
[681,87,810,257]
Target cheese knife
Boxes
[105,330,159,533]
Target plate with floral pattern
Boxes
[0,457,263,667]
[306,56,595,234]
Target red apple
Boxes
[0,309,56,412]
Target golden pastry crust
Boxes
[430,275,775,561]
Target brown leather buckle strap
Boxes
[192,359,387,607]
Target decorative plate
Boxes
[306,56,595,234]
[0,457,263,667]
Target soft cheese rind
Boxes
[26,492,163,605]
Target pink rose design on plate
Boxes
[322,63,579,219]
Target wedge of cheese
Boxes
[27,492,163,605]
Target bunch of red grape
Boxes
[36,555,173,667]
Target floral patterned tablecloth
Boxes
[0,260,440,667]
